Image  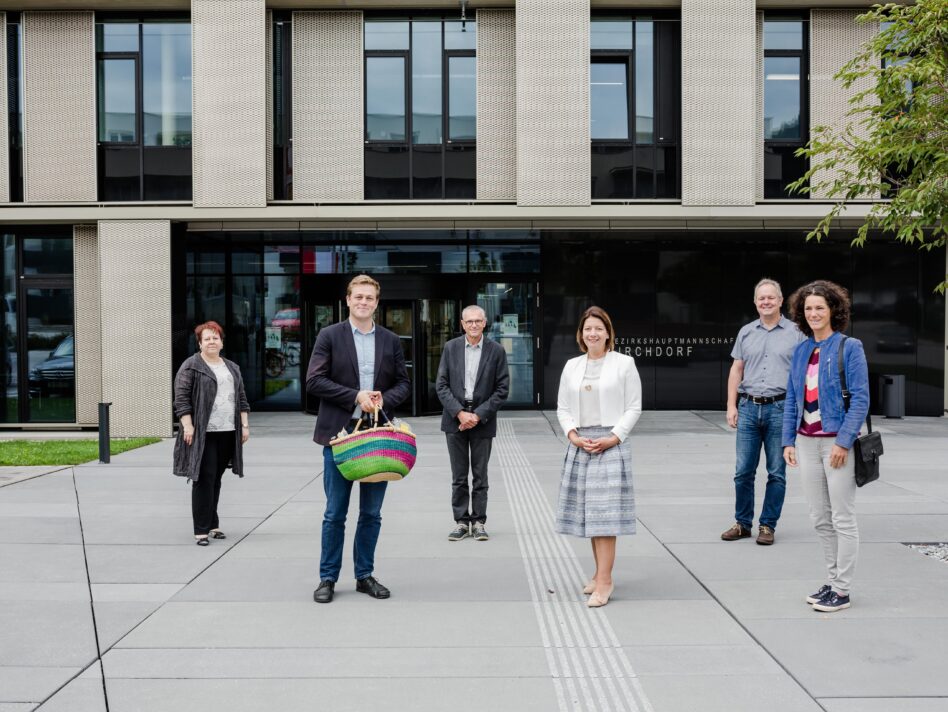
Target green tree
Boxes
[788,1,948,291]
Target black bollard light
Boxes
[98,402,112,463]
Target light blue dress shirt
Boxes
[351,321,376,418]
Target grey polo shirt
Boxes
[731,316,804,398]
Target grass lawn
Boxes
[0,438,162,466]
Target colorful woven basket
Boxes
[330,411,417,483]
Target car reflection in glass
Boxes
[29,334,74,397]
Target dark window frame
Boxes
[273,13,293,200]
[6,14,23,202]
[363,15,477,200]
[95,14,192,202]
[762,13,809,199]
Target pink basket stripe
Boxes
[349,449,416,467]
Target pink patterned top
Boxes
[797,347,836,437]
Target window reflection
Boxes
[412,21,442,145]
[96,22,138,52]
[591,63,629,140]
[448,56,476,141]
[97,59,136,143]
[366,57,406,141]
[591,18,633,50]
[26,288,75,423]
[142,23,192,147]
[763,20,802,50]
[635,21,654,143]
[764,56,801,139]
[365,21,409,50]
[444,21,476,50]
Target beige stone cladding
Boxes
[73,224,101,426]
[22,11,96,203]
[98,220,172,437]
[476,9,516,201]
[292,11,363,202]
[516,0,589,207]
[681,0,756,206]
[192,0,267,207]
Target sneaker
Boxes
[448,523,470,541]
[472,522,489,541]
[812,592,851,612]
[721,523,752,541]
[756,525,775,545]
[806,584,832,605]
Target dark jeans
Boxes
[734,397,787,530]
[320,445,387,582]
[446,430,493,525]
[192,430,235,536]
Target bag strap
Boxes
[835,334,872,434]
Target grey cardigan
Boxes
[172,353,250,481]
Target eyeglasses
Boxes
[462,319,486,326]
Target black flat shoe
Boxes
[313,580,335,603]
[210,530,226,540]
[356,576,390,599]
[195,537,209,546]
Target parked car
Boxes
[28,334,74,397]
[271,307,300,329]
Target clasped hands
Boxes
[569,431,619,454]
[356,390,384,413]
[457,410,480,431]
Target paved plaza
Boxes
[2,411,947,712]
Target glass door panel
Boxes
[25,287,75,422]
[262,274,301,408]
[418,299,458,414]
[381,301,414,415]
[477,282,535,406]
[1,235,16,422]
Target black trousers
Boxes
[446,430,493,525]
[192,431,235,536]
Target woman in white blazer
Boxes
[556,306,642,607]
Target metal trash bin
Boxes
[881,375,905,419]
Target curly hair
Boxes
[787,280,851,337]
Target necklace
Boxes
[584,384,592,392]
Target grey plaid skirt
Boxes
[554,426,636,538]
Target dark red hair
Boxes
[194,321,224,345]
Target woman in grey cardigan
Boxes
[173,321,250,545]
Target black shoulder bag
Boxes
[837,335,883,486]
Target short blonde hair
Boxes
[347,274,381,298]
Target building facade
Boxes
[0,0,943,436]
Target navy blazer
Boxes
[305,321,411,446]
[435,335,510,438]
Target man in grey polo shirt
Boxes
[721,278,805,546]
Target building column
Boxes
[73,224,100,426]
[292,11,363,202]
[98,220,172,437]
[516,0,589,207]
[810,10,878,200]
[476,9,516,201]
[22,11,96,203]
[191,0,267,207]
[681,0,756,206]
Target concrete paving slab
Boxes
[90,584,184,602]
[637,672,823,712]
[0,503,79,518]
[35,673,106,712]
[84,544,226,584]
[746,618,948,697]
[621,644,782,676]
[93,601,164,650]
[76,502,278,519]
[0,544,88,583]
[78,516,259,545]
[0,582,89,602]
[0,465,69,488]
[0,602,96,667]
[0,667,81,704]
[117,601,542,648]
[578,600,753,647]
[102,678,559,712]
[0,516,82,544]
[98,646,551,678]
[0,704,36,711]
[820,699,948,712]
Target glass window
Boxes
[591,18,633,50]
[26,288,75,423]
[97,59,137,143]
[764,20,803,51]
[96,22,139,52]
[448,56,476,141]
[22,238,73,275]
[412,21,442,145]
[142,23,192,147]
[1,235,16,423]
[635,21,654,143]
[7,20,23,203]
[764,56,801,139]
[470,244,541,273]
[365,21,409,50]
[591,63,629,140]
[366,57,406,141]
[444,21,476,50]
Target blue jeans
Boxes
[320,445,387,582]
[734,398,787,530]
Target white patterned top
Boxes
[578,356,604,427]
[206,361,236,432]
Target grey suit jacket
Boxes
[435,335,510,438]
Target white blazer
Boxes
[556,350,642,442]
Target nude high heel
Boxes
[583,580,596,595]
[587,583,614,608]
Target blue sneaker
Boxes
[806,584,832,605]
[812,592,851,612]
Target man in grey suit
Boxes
[436,305,510,542]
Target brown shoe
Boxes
[721,523,752,541]
[756,525,775,545]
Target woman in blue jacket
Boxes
[782,281,869,613]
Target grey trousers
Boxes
[446,431,493,525]
[796,435,859,596]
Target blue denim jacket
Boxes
[781,331,870,450]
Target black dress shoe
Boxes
[356,576,390,599]
[313,580,335,603]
